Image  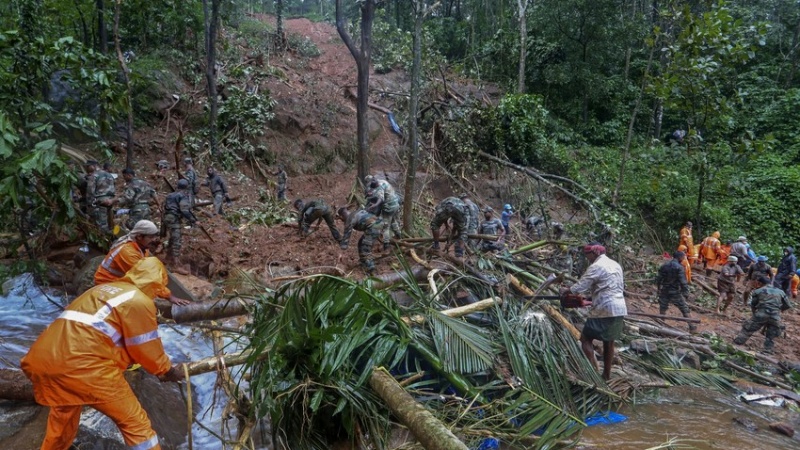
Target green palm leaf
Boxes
[429,309,498,374]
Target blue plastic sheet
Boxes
[388,112,403,136]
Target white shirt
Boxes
[570,254,627,318]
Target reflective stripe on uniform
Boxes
[125,330,159,346]
[129,434,159,450]
[101,243,145,278]
[59,290,138,347]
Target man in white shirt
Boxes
[562,243,627,380]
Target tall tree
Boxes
[113,0,133,169]
[203,0,221,156]
[403,0,438,232]
[96,0,107,53]
[515,0,531,93]
[336,0,377,182]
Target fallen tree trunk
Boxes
[693,278,720,297]
[398,234,500,243]
[627,311,701,323]
[0,350,267,402]
[369,367,469,450]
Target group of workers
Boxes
[77,158,294,270]
[661,221,795,354]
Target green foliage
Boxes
[217,86,276,137]
[371,21,443,74]
[243,275,412,449]
[287,33,321,58]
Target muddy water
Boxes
[0,275,262,450]
[579,386,800,449]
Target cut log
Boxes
[694,278,720,297]
[369,367,469,450]
[157,297,256,323]
[0,350,268,402]
[723,360,794,391]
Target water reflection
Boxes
[579,386,799,449]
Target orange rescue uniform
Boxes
[677,245,692,283]
[94,239,171,299]
[22,258,172,450]
[717,244,731,267]
[679,226,696,262]
[699,232,721,266]
[791,274,799,298]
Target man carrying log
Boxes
[734,276,793,354]
[477,207,505,252]
[21,257,185,450]
[656,251,697,333]
[561,243,627,380]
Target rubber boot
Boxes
[683,311,697,333]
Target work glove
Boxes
[159,365,184,383]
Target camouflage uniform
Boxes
[118,178,157,229]
[463,198,480,248]
[430,197,470,257]
[163,190,195,259]
[734,285,793,352]
[366,179,402,247]
[341,209,383,274]
[478,217,504,252]
[744,261,773,304]
[207,173,228,215]
[298,199,341,242]
[87,169,116,232]
[184,167,198,204]
[276,169,287,201]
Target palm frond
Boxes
[429,310,498,374]
[621,349,736,392]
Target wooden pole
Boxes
[627,311,701,323]
[507,274,582,341]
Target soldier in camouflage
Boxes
[430,197,471,257]
[460,193,480,249]
[365,176,402,250]
[183,157,199,204]
[293,199,342,242]
[339,208,383,275]
[162,179,196,263]
[205,167,229,215]
[85,160,117,232]
[656,251,697,332]
[734,276,793,353]
[117,168,159,230]
[273,164,287,201]
[478,207,505,252]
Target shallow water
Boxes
[579,385,800,449]
[0,274,258,450]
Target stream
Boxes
[0,274,264,450]
[1,275,799,449]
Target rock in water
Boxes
[769,422,795,437]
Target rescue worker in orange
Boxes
[791,270,800,299]
[94,220,190,306]
[699,231,721,276]
[677,245,693,284]
[21,257,184,450]
[678,221,696,263]
[717,240,732,267]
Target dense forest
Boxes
[2,0,800,256]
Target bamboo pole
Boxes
[724,360,794,391]
[369,368,469,450]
